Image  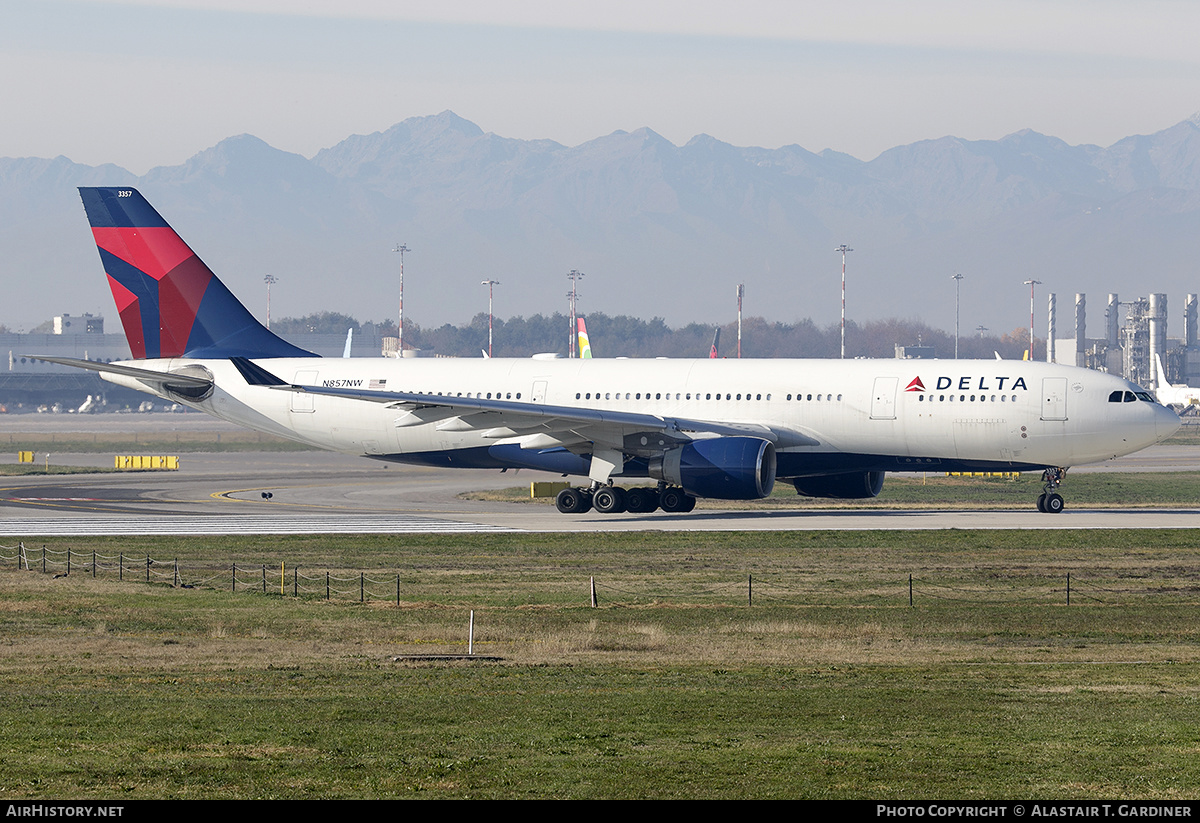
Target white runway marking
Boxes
[0,515,522,536]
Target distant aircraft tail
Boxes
[77,187,316,360]
[577,317,592,359]
[709,327,720,359]
[1155,354,1171,389]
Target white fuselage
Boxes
[101,355,1179,477]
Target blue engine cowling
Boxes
[791,471,885,499]
[649,437,776,500]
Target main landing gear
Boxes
[1036,467,1067,514]
[555,484,696,515]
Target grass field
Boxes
[4,530,1200,799]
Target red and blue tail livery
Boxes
[78,187,315,360]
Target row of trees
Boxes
[273,310,1044,360]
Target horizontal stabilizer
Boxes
[28,355,213,389]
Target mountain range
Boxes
[3,110,1200,344]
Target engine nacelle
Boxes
[792,471,885,499]
[649,437,776,500]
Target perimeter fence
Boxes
[3,541,1197,609]
[1,542,411,604]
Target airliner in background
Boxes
[1154,354,1200,410]
[36,188,1179,516]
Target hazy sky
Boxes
[4,0,1199,173]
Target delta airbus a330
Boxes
[38,188,1179,516]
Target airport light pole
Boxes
[836,245,853,358]
[263,274,278,329]
[1024,279,1042,361]
[951,273,963,359]
[481,278,500,358]
[976,325,988,339]
[393,243,409,354]
[567,270,584,358]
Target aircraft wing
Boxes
[230,357,816,452]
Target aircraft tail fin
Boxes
[709,327,720,359]
[577,317,592,359]
[1155,354,1171,389]
[78,187,316,360]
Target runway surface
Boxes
[2,414,1199,534]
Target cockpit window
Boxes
[1110,389,1160,404]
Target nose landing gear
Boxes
[1036,467,1066,513]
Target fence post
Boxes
[146,554,150,584]
[326,571,330,601]
[1067,573,1071,606]
[232,564,236,593]
[119,553,123,581]
[748,574,752,607]
[93,550,96,579]
[590,576,597,608]
[396,574,400,607]
[909,574,913,607]
[360,572,364,603]
[294,566,298,598]
[174,559,178,588]
[262,565,266,594]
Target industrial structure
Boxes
[1047,292,1200,399]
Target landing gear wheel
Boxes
[555,487,591,514]
[624,487,659,513]
[1038,468,1067,514]
[659,487,695,513]
[592,486,627,514]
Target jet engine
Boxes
[649,437,776,500]
[791,471,885,499]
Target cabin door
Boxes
[291,370,318,413]
[870,377,898,420]
[1041,377,1068,421]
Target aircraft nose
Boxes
[1156,403,1182,442]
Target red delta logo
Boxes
[905,376,926,392]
